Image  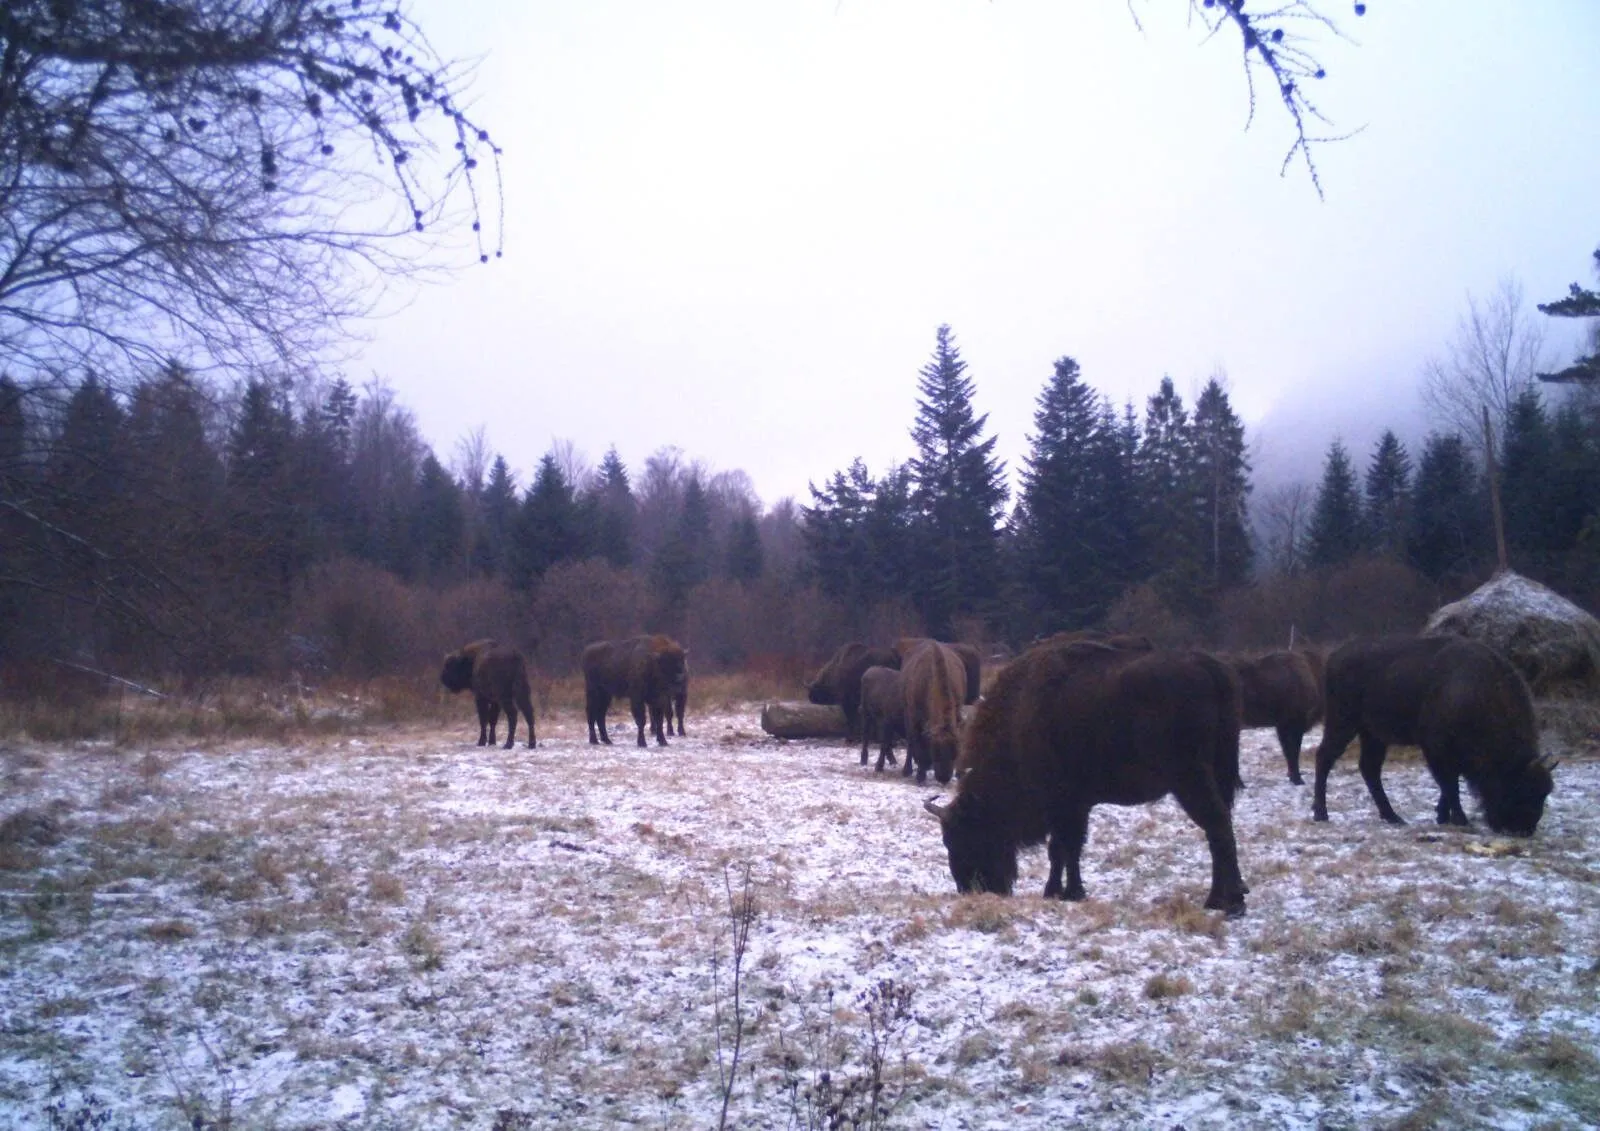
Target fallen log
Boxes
[759,701,849,739]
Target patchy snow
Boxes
[2,710,1598,1129]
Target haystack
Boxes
[1424,571,1600,753]
[1424,571,1600,695]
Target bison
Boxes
[858,665,905,772]
[926,641,1247,915]
[1311,636,1555,836]
[900,640,967,785]
[1227,649,1324,784]
[895,638,982,705]
[439,639,537,750]
[807,642,901,741]
[582,635,689,748]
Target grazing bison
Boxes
[895,638,982,705]
[858,665,906,772]
[582,635,689,748]
[1228,649,1324,784]
[439,639,537,750]
[808,642,900,741]
[900,640,967,785]
[1311,636,1555,836]
[926,641,1247,915]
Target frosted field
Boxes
[1,709,1597,1129]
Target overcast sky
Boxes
[357,1,1600,505]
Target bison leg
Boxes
[1277,723,1307,785]
[673,694,686,736]
[1044,806,1090,901]
[646,700,671,747]
[859,710,873,766]
[516,685,537,750]
[1426,759,1470,826]
[1311,721,1358,822]
[586,688,612,745]
[502,701,519,750]
[875,724,897,772]
[1357,732,1405,825]
[474,696,495,746]
[1172,775,1247,917]
[842,702,861,748]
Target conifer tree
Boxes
[1189,378,1253,589]
[907,324,1008,635]
[513,454,581,587]
[1499,389,1557,572]
[1363,430,1413,559]
[411,455,465,583]
[1305,439,1364,569]
[591,446,636,569]
[225,378,300,617]
[801,459,876,612]
[1017,356,1130,628]
[472,456,518,577]
[1407,433,1487,582]
[1134,376,1203,608]
[862,463,918,609]
[725,504,765,583]
[652,471,712,610]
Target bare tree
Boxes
[1254,481,1313,577]
[548,437,593,494]
[0,0,503,384]
[452,425,490,497]
[1421,277,1553,452]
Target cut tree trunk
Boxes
[759,702,849,739]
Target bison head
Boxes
[929,730,960,786]
[439,652,475,693]
[806,679,837,706]
[1480,756,1556,837]
[926,796,1017,896]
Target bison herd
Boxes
[442,628,1557,919]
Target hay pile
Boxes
[1425,570,1600,753]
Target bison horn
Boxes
[923,797,949,822]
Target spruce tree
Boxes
[411,455,465,582]
[907,324,1008,635]
[1134,376,1203,609]
[1499,389,1556,572]
[1407,433,1487,582]
[1189,378,1253,589]
[225,378,300,616]
[652,471,712,609]
[513,454,581,586]
[473,456,518,577]
[724,504,765,583]
[862,463,918,610]
[1305,440,1363,569]
[1017,356,1129,628]
[1363,430,1413,559]
[591,446,636,569]
[801,459,875,612]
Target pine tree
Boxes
[652,471,712,608]
[224,378,301,617]
[1363,430,1413,559]
[1305,440,1364,569]
[1407,433,1487,582]
[1189,378,1253,589]
[862,463,918,609]
[907,324,1008,635]
[801,459,876,612]
[321,378,359,460]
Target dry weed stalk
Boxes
[712,862,758,1131]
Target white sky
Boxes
[357,1,1600,503]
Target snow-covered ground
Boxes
[1,709,1597,1129]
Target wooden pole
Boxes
[1482,405,1509,575]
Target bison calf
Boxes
[808,642,901,742]
[1228,649,1324,784]
[439,640,537,750]
[857,665,905,772]
[1311,636,1554,836]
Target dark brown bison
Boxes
[655,661,689,738]
[807,642,900,741]
[858,665,905,772]
[894,638,982,705]
[582,635,689,748]
[926,641,1247,915]
[1227,649,1324,785]
[1311,636,1555,836]
[900,640,967,785]
[439,639,537,749]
